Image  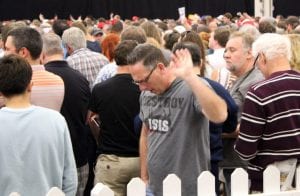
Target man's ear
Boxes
[65,44,73,55]
[40,52,46,64]
[18,47,30,58]
[246,49,253,60]
[260,52,267,64]
[157,62,166,71]
[27,81,34,93]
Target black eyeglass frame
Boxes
[253,53,260,67]
[133,64,157,85]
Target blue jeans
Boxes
[211,161,220,196]
[146,186,154,196]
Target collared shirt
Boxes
[31,65,65,111]
[220,68,264,169]
[235,70,300,191]
[67,48,109,89]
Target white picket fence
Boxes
[9,166,300,196]
[91,166,300,196]
[9,187,65,196]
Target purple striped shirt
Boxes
[235,70,300,191]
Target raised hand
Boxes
[170,49,194,79]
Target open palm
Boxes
[170,49,194,79]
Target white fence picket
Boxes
[197,171,215,196]
[163,174,181,196]
[127,177,146,196]
[8,193,20,196]
[46,187,65,196]
[91,183,114,196]
[251,190,300,196]
[231,168,248,196]
[297,167,300,190]
[264,165,280,194]
[84,165,300,196]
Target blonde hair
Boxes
[287,34,300,71]
[141,21,162,45]
[146,37,161,48]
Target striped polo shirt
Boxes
[234,70,300,191]
[31,65,64,111]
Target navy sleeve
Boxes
[204,78,238,133]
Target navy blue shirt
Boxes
[204,78,238,162]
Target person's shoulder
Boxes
[204,77,221,87]
[92,77,114,91]
[98,63,117,77]
[88,49,108,59]
[33,106,62,116]
[250,70,299,92]
[247,68,264,84]
[33,69,64,83]
[239,68,264,90]
[33,106,68,132]
[65,64,88,80]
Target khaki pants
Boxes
[94,154,140,196]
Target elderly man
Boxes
[62,27,109,89]
[128,44,227,196]
[41,33,91,196]
[235,33,300,192]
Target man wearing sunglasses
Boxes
[128,44,227,196]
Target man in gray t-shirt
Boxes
[128,44,228,196]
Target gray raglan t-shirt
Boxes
[140,78,210,196]
[220,68,264,168]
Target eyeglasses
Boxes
[133,65,157,85]
[253,53,260,67]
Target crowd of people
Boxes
[0,11,300,196]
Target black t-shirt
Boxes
[45,60,91,167]
[89,74,141,157]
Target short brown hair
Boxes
[0,54,32,97]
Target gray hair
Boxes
[229,31,255,51]
[252,33,291,61]
[42,33,63,56]
[239,24,261,40]
[62,27,86,50]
